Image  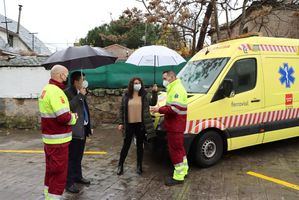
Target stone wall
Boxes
[0,89,125,129]
[0,98,39,129]
[86,89,124,125]
[210,9,299,43]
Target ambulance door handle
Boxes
[251,99,260,103]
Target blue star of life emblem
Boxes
[279,63,295,88]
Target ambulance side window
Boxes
[225,58,257,94]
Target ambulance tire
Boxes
[195,131,223,167]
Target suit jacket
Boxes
[64,86,92,139]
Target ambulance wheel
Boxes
[195,131,223,167]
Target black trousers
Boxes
[119,123,145,166]
[66,138,86,187]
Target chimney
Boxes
[16,5,23,34]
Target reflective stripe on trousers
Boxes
[44,186,48,199]
[42,132,72,145]
[47,193,62,200]
[173,156,189,181]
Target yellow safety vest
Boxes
[166,79,188,113]
[39,83,76,144]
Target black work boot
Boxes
[164,177,184,186]
[117,164,124,176]
[66,184,80,193]
[75,177,91,185]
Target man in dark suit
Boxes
[64,71,92,193]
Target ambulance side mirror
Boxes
[222,79,235,98]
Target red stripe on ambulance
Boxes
[185,108,299,134]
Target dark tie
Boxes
[83,101,89,125]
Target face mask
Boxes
[134,84,142,91]
[62,77,69,85]
[60,73,68,86]
[62,77,69,86]
[82,80,88,88]
[163,80,169,88]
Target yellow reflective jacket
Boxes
[38,79,76,144]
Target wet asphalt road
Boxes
[0,125,298,200]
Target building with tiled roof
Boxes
[209,1,299,43]
[104,44,134,61]
[0,14,51,55]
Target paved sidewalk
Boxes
[0,126,298,200]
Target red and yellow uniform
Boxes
[39,79,77,200]
[159,79,188,181]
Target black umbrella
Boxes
[42,45,117,70]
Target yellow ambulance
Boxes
[153,35,299,167]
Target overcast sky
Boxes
[0,0,241,52]
[0,0,143,51]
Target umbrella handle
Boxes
[154,55,156,84]
[154,66,156,84]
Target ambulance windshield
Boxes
[178,57,230,93]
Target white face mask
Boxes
[82,80,88,88]
[134,84,142,91]
[163,80,169,87]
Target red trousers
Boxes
[166,132,186,165]
[44,142,69,196]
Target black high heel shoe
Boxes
[117,165,124,175]
[136,164,143,175]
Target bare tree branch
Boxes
[197,0,214,51]
[136,0,153,15]
[239,0,249,35]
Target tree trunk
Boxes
[239,0,249,35]
[191,31,197,55]
[225,4,231,38]
[196,1,214,51]
[213,0,220,41]
[182,28,188,47]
